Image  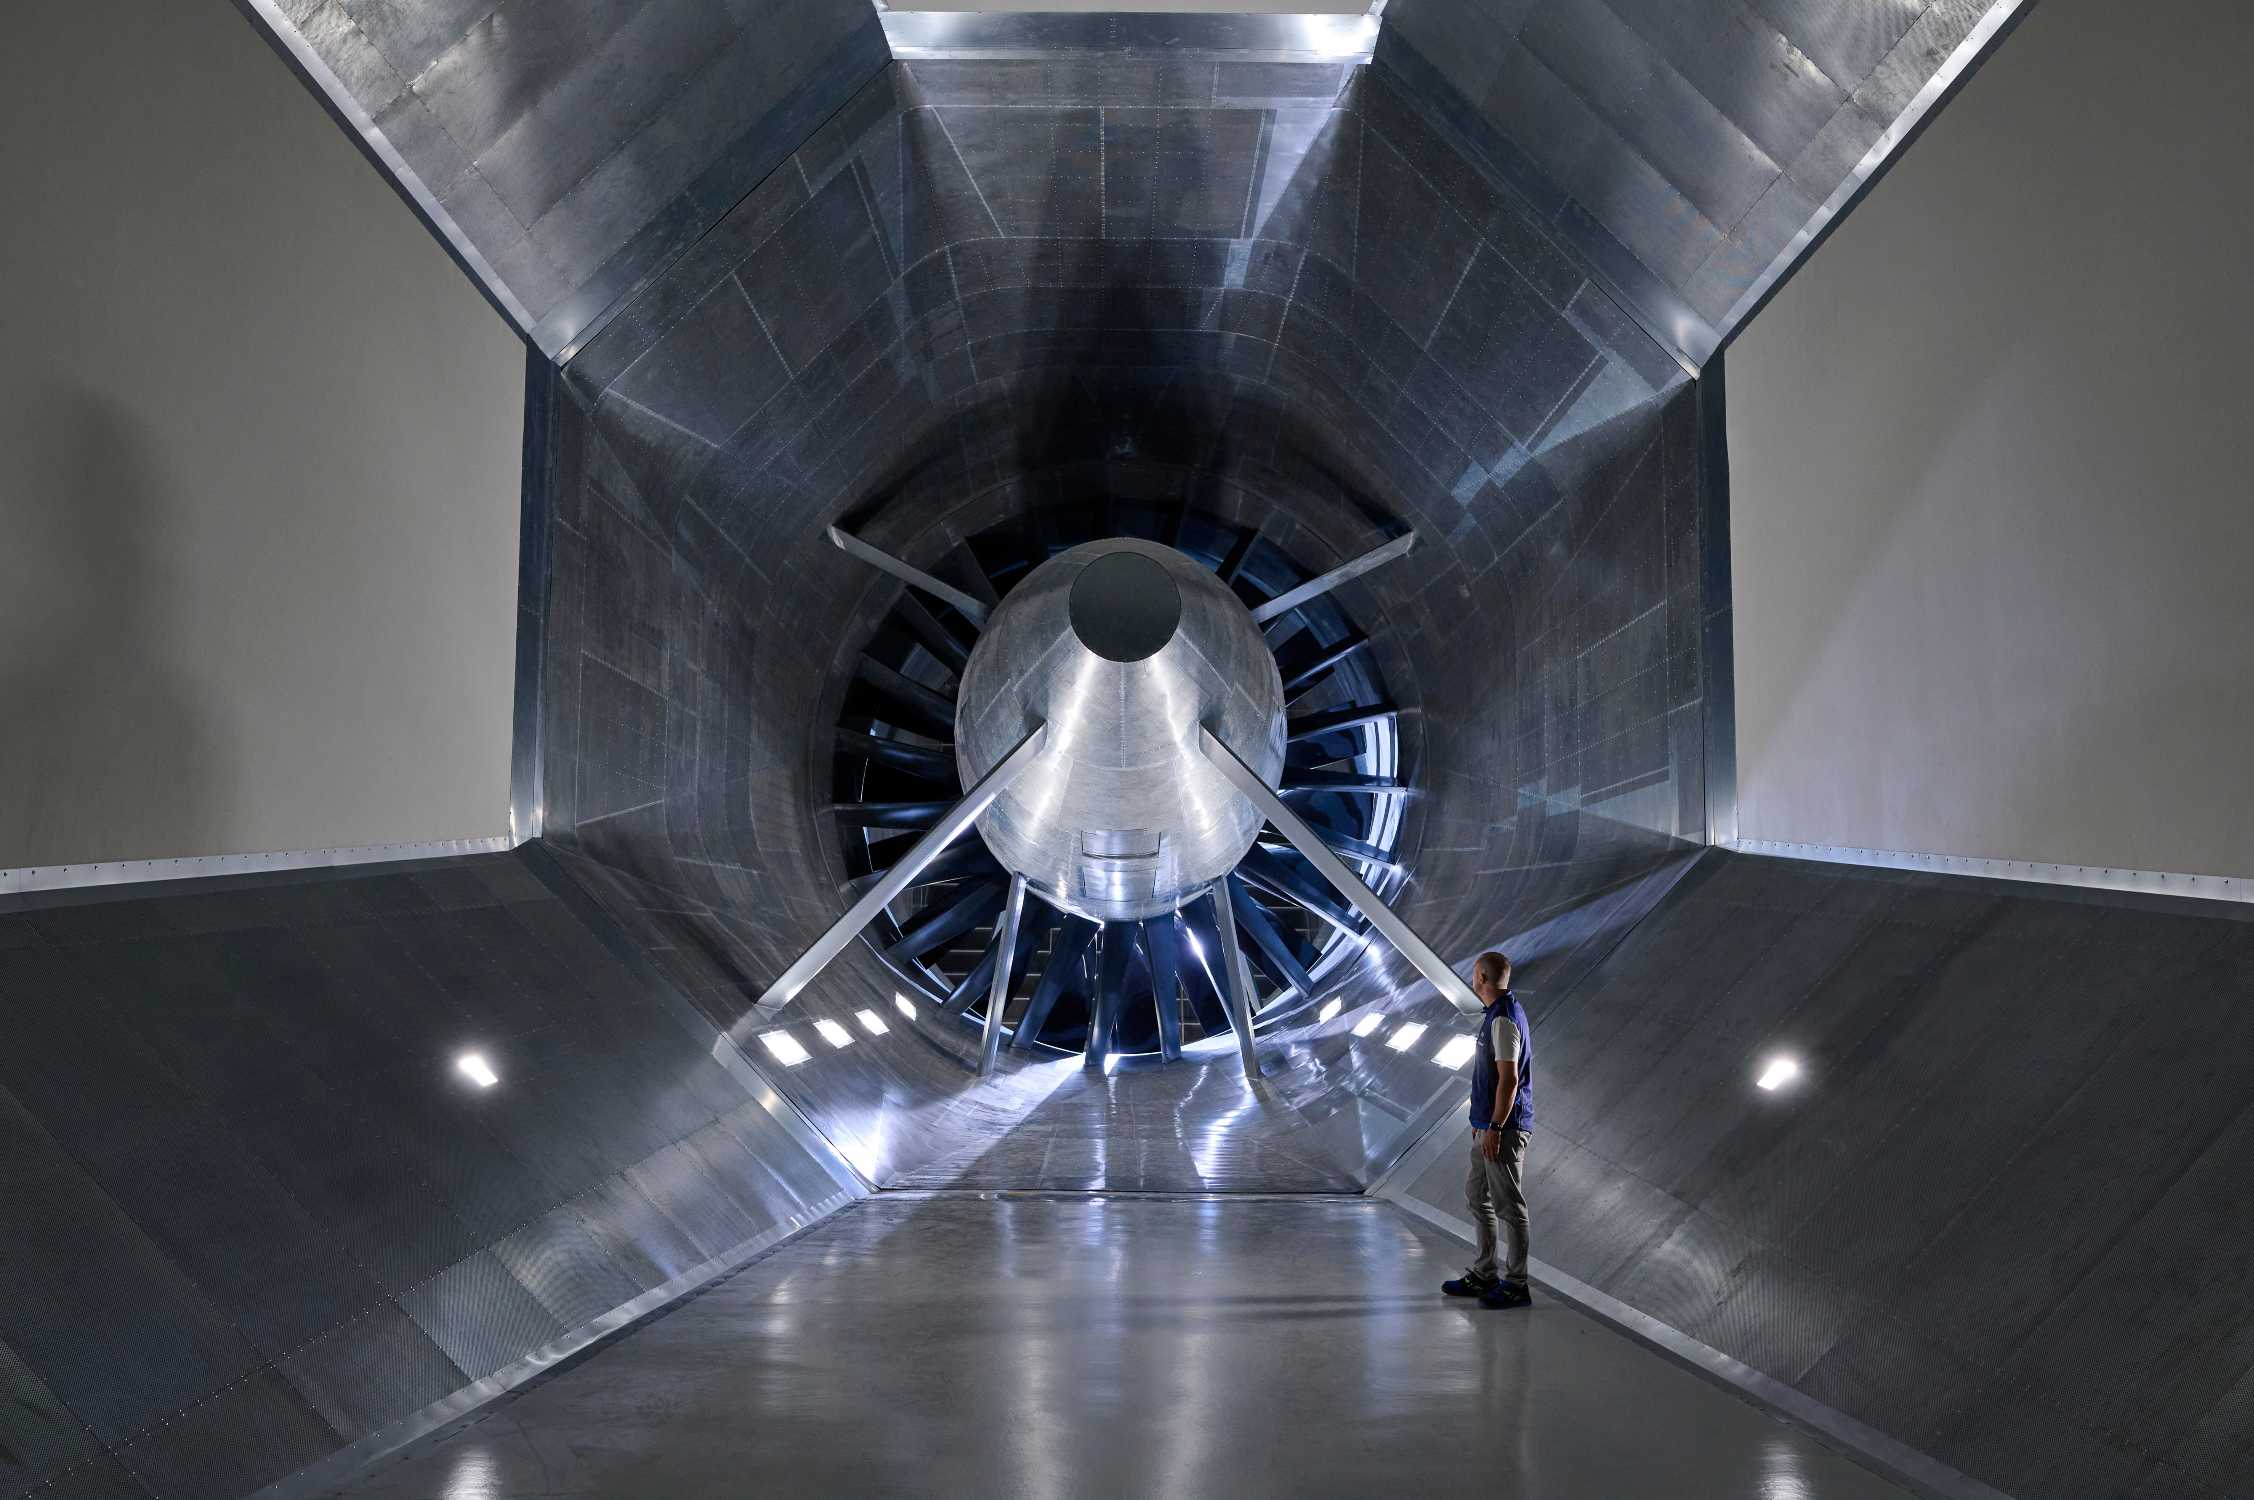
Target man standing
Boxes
[1442,951,1533,1308]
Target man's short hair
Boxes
[1474,951,1512,987]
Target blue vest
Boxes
[1469,993,1534,1132]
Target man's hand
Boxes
[1479,1127,1503,1161]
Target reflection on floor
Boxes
[888,1057,1357,1192]
[328,1197,1911,1499]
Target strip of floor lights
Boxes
[760,1031,812,1066]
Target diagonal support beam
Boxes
[1201,726,1481,1016]
[829,525,991,629]
[1206,883,1264,1081]
[1249,532,1416,625]
[743,724,1045,1017]
[979,874,1028,1076]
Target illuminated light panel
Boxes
[894,994,918,1020]
[815,1018,854,1049]
[760,1031,812,1067]
[1386,1021,1428,1052]
[1352,1012,1384,1038]
[1317,997,1343,1024]
[455,1052,499,1088]
[1756,1056,1801,1091]
[854,1008,889,1036]
[1434,1034,1477,1069]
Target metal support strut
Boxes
[828,525,992,629]
[979,874,1028,1076]
[1208,883,1265,1082]
[1248,532,1416,625]
[1199,727,1482,1016]
[739,725,1046,1023]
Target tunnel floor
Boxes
[887,1059,1359,1192]
[322,1194,1912,1499]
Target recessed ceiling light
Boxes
[1435,1035,1476,1069]
[760,1031,812,1067]
[855,1008,889,1036]
[1352,1013,1384,1038]
[814,1018,854,1049]
[1386,1021,1428,1052]
[455,1052,499,1088]
[1317,998,1343,1023]
[894,994,918,1020]
[1756,1056,1801,1091]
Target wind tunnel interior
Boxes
[531,56,1716,1190]
[12,8,2254,1500]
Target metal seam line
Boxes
[231,0,535,338]
[1200,727,1483,1015]
[828,525,991,628]
[1731,839,2252,908]
[0,836,519,898]
[1715,0,2040,349]
[743,723,1047,1017]
[1248,532,1418,625]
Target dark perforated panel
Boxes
[277,1306,468,1445]
[114,1368,338,1500]
[0,1090,262,1444]
[23,1454,151,1500]
[491,1203,646,1331]
[0,849,862,1497]
[397,1252,569,1384]
[0,1335,102,1495]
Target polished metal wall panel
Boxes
[1390,848,2254,1500]
[241,0,889,354]
[0,850,864,1499]
[275,1305,466,1446]
[1377,0,2023,364]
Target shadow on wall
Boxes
[0,385,227,870]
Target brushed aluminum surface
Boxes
[955,540,1286,924]
[879,11,1381,62]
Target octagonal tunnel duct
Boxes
[530,56,1717,1199]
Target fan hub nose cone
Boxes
[955,539,1287,923]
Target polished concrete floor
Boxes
[328,1196,1911,1499]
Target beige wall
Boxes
[1726,0,2254,880]
[0,2,524,869]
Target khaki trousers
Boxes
[1466,1128,1531,1284]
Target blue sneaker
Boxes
[1479,1279,1532,1309]
[1442,1269,1498,1297]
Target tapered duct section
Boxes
[955,540,1286,923]
[22,10,2254,1500]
